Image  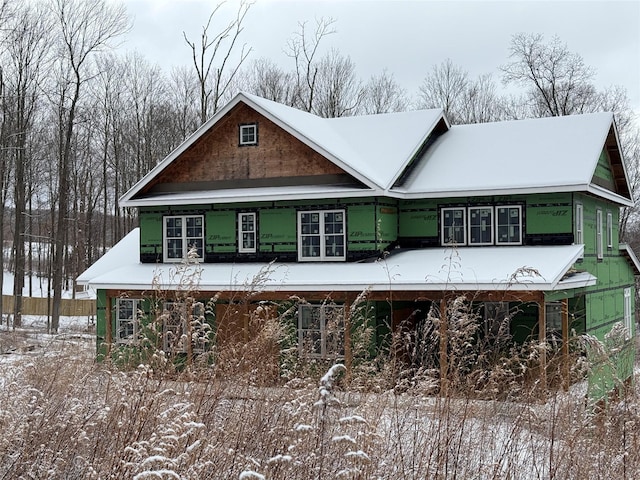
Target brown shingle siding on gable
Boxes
[142,103,346,194]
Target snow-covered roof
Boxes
[78,229,593,293]
[120,93,629,208]
[393,112,632,205]
[120,92,446,205]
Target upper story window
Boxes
[238,212,257,253]
[164,215,204,262]
[441,207,466,245]
[298,210,345,261]
[469,206,493,245]
[298,303,345,359]
[496,206,522,245]
[116,298,142,345]
[239,123,258,146]
[575,203,584,244]
[596,209,604,260]
[606,211,613,249]
[441,205,522,246]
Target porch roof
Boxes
[77,229,594,295]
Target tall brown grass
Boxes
[1,301,639,480]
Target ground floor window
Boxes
[298,303,345,359]
[546,302,563,335]
[116,298,142,345]
[162,301,209,354]
[483,302,510,336]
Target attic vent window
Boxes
[239,123,258,146]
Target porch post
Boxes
[343,299,352,382]
[105,292,112,359]
[538,296,547,390]
[439,297,448,396]
[561,298,569,391]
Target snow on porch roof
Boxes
[77,229,593,293]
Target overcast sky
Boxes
[118,0,640,116]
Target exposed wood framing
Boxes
[538,296,547,390]
[105,292,112,358]
[439,297,449,396]
[561,298,569,391]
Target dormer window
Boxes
[239,123,258,146]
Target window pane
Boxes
[301,236,321,257]
[496,207,521,244]
[166,239,183,259]
[469,207,492,244]
[325,235,344,257]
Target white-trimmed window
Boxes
[163,301,209,354]
[596,209,603,260]
[298,303,345,359]
[238,212,257,253]
[164,215,204,262]
[298,210,346,261]
[116,299,142,345]
[469,206,494,245]
[575,203,584,245]
[496,206,522,245]
[624,287,633,340]
[606,211,613,249]
[239,123,257,145]
[441,207,466,245]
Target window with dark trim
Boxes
[239,123,258,145]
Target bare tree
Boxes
[3,2,52,327]
[49,0,130,333]
[285,17,336,113]
[501,33,597,117]
[184,0,252,124]
[313,48,365,118]
[245,57,295,104]
[418,59,470,124]
[362,69,408,114]
[168,65,200,140]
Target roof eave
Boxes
[120,186,382,208]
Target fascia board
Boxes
[620,243,640,275]
[548,244,586,289]
[387,184,589,199]
[608,118,634,203]
[586,184,634,206]
[120,187,382,208]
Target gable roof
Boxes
[392,112,633,205]
[78,228,594,293]
[120,93,631,207]
[121,92,447,206]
